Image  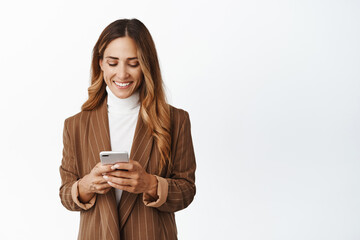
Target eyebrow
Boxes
[105,56,138,60]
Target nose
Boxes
[116,63,129,80]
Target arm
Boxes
[60,120,111,211]
[59,119,100,211]
[143,111,196,212]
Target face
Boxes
[99,36,143,99]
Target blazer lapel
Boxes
[119,112,154,229]
[87,97,112,167]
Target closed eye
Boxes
[129,63,139,67]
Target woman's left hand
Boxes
[103,160,158,198]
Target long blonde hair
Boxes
[82,19,171,173]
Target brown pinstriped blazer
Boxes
[59,97,196,240]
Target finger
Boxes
[94,176,112,184]
[111,161,137,171]
[94,182,111,191]
[103,175,134,186]
[107,170,132,178]
[96,187,112,195]
[94,164,114,175]
[107,181,135,193]
[90,182,111,194]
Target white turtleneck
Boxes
[106,86,140,205]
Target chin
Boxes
[113,89,133,99]
[116,94,131,99]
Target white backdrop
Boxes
[0,0,359,239]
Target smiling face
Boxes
[99,36,143,99]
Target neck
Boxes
[106,86,140,114]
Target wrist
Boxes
[78,177,94,203]
[145,175,158,198]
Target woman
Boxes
[59,18,196,240]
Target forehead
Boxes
[104,36,138,59]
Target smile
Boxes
[114,81,131,87]
[113,81,133,89]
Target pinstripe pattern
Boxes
[59,97,196,239]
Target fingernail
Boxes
[103,175,108,179]
[107,181,112,185]
[111,164,119,170]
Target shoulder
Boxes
[64,110,89,124]
[169,105,190,123]
[168,105,194,152]
[64,97,107,128]
[168,105,192,134]
[63,110,92,132]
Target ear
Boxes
[99,58,104,71]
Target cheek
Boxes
[133,70,143,82]
[103,68,116,80]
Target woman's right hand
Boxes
[78,162,114,203]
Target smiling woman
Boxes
[59,19,196,240]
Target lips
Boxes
[114,81,130,87]
[113,81,133,89]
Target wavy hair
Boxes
[82,19,171,173]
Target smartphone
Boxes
[100,151,129,165]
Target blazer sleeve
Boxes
[59,118,96,211]
[144,111,196,212]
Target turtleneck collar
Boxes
[106,86,140,114]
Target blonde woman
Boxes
[59,19,196,240]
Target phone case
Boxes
[100,151,129,165]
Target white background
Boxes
[0,0,359,239]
